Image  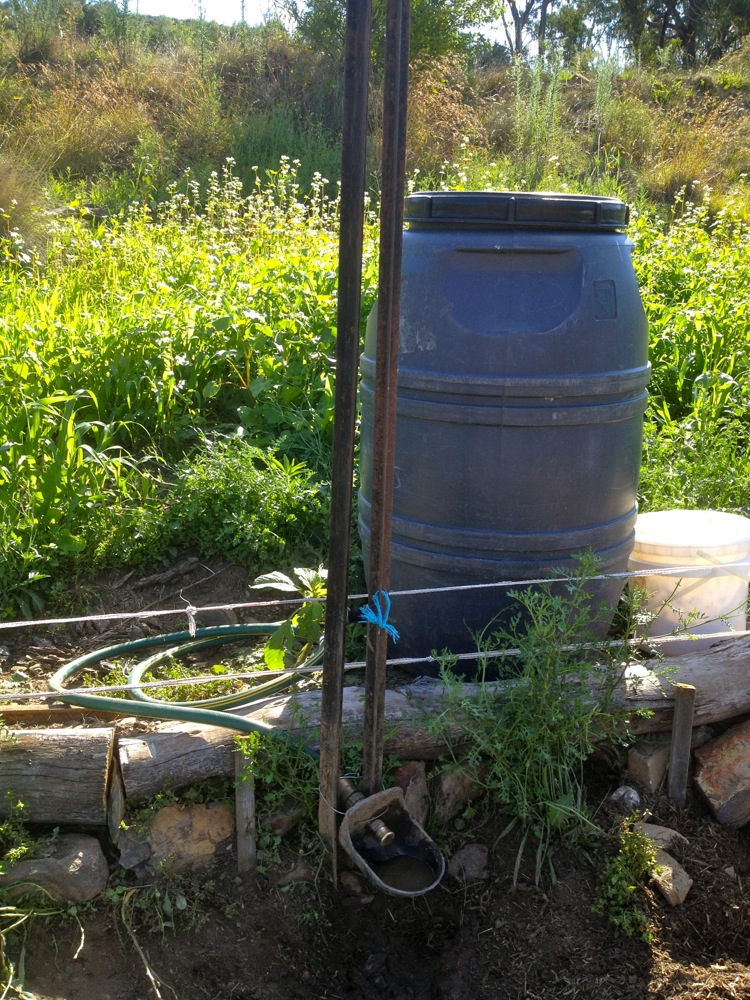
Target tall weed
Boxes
[433,559,629,884]
[1,159,378,615]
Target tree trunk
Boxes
[0,728,115,826]
[117,637,750,801]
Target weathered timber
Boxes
[668,683,697,807]
[0,705,121,726]
[235,749,256,874]
[613,635,750,733]
[0,728,115,826]
[117,637,750,800]
[118,723,237,801]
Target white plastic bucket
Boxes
[629,510,750,654]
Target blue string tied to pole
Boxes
[359,590,400,643]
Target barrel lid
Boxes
[404,191,629,230]
[634,510,750,554]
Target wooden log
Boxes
[118,723,237,801]
[0,728,115,826]
[117,637,750,801]
[612,635,750,733]
[0,705,121,726]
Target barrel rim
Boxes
[405,191,630,230]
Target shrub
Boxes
[18,70,159,177]
[170,438,330,567]
[405,56,483,178]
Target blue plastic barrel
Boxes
[359,191,649,672]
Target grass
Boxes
[0,18,748,627]
[0,158,379,616]
[632,190,750,513]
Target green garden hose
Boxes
[49,623,321,760]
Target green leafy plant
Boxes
[253,566,327,671]
[0,796,32,875]
[432,556,634,884]
[593,819,659,941]
[235,732,319,871]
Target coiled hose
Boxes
[49,623,322,760]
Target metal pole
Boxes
[318,0,372,877]
[361,0,411,796]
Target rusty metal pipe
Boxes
[362,0,411,797]
[318,0,373,873]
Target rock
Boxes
[195,607,238,627]
[694,718,750,826]
[392,761,429,827]
[628,728,714,794]
[447,843,488,882]
[262,794,306,838]
[638,822,689,852]
[607,785,641,815]
[0,834,108,903]
[340,871,368,895]
[690,726,714,751]
[628,737,671,793]
[274,861,315,887]
[431,765,484,823]
[116,828,152,872]
[148,802,235,872]
[651,849,693,906]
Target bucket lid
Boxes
[634,510,750,555]
[404,191,629,230]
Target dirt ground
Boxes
[16,794,750,1000]
[4,558,750,1000]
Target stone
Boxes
[195,607,238,627]
[392,761,429,827]
[262,794,306,838]
[274,861,315,887]
[0,834,108,903]
[638,822,689,852]
[340,871,368,895]
[607,785,641,815]
[628,737,671,793]
[694,717,750,826]
[148,802,235,872]
[628,728,714,795]
[116,828,152,871]
[651,849,693,906]
[431,765,484,824]
[690,726,714,750]
[447,843,489,882]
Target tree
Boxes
[545,0,596,60]
[613,0,750,62]
[275,0,504,66]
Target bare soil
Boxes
[4,558,750,1000]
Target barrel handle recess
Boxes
[455,247,573,255]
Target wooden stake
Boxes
[668,683,697,807]
[235,748,256,874]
